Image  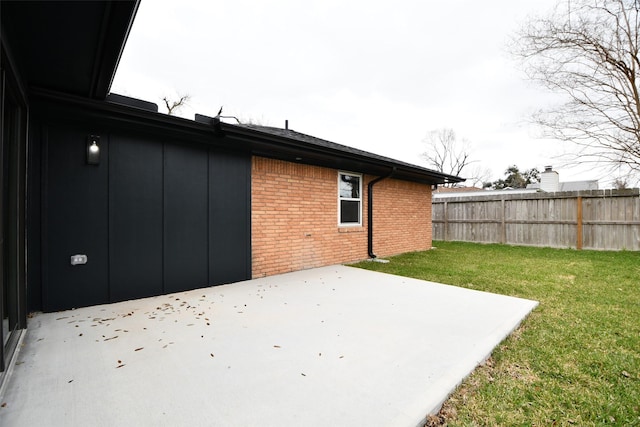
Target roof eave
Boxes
[90,1,141,99]
[31,90,464,185]
[218,122,464,185]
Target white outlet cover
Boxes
[70,255,88,265]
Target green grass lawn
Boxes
[352,241,640,426]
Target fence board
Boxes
[432,189,640,251]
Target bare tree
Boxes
[613,177,629,189]
[421,128,474,185]
[162,94,190,115]
[513,0,640,177]
[466,164,493,188]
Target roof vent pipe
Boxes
[368,168,396,258]
[285,120,289,130]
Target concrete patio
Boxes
[0,265,537,427]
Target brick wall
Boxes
[371,178,432,257]
[251,157,432,278]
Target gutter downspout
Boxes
[368,167,396,259]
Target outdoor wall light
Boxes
[87,135,100,165]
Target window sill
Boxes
[338,226,364,233]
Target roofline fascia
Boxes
[90,0,141,99]
[29,89,463,185]
[30,88,233,148]
[218,122,464,185]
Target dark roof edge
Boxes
[31,88,220,139]
[31,89,463,185]
[90,0,141,99]
[221,122,464,185]
[107,93,159,112]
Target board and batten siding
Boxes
[38,122,251,312]
[433,189,640,251]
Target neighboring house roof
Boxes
[435,179,601,200]
[434,186,484,194]
[559,180,599,191]
[433,188,537,199]
[526,180,599,191]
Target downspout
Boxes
[368,167,396,259]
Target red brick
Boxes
[251,157,433,278]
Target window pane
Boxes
[340,200,360,223]
[339,174,360,199]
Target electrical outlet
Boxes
[70,254,88,265]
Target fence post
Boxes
[501,199,506,244]
[576,196,583,250]
[444,201,449,241]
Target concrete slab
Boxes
[0,266,537,427]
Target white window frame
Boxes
[338,171,363,227]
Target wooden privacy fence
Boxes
[432,189,640,250]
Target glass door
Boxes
[0,60,27,372]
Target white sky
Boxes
[112,0,611,186]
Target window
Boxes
[338,172,362,226]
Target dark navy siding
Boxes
[38,121,250,312]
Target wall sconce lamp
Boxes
[87,135,100,165]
